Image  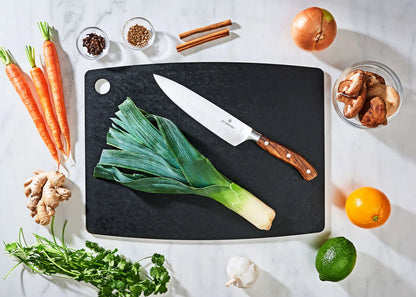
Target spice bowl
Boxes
[332,61,403,129]
[76,27,109,60]
[122,17,155,50]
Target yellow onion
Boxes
[291,7,337,51]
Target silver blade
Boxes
[154,74,254,146]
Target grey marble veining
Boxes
[0,0,415,296]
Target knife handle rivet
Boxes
[286,153,291,158]
[264,141,269,145]
[306,169,311,174]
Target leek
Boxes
[94,98,275,230]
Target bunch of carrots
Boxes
[0,22,70,167]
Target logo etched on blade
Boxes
[221,119,235,129]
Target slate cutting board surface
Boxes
[85,62,325,240]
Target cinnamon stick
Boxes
[176,29,229,52]
[179,19,232,39]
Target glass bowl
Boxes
[122,17,155,50]
[332,61,403,129]
[76,26,109,60]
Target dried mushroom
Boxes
[359,96,387,128]
[367,84,400,117]
[336,93,354,105]
[364,71,386,87]
[338,70,365,97]
[342,82,367,118]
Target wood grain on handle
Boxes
[257,135,318,181]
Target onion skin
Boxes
[291,7,337,51]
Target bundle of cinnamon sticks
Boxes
[176,19,232,52]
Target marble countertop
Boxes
[1,0,415,296]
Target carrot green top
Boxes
[0,47,15,66]
[25,46,37,68]
[37,21,52,41]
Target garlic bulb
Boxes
[226,256,259,288]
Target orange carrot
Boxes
[0,48,59,164]
[38,21,70,157]
[26,45,63,152]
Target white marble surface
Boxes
[1,0,415,296]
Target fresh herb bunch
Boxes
[4,218,170,296]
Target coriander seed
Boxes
[127,24,151,47]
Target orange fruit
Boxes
[345,187,391,228]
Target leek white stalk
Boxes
[94,98,276,230]
[208,183,275,230]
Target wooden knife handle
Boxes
[257,135,318,181]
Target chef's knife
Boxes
[153,74,318,181]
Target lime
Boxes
[315,236,356,282]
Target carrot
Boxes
[25,45,63,152]
[0,48,59,164]
[38,21,70,157]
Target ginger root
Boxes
[24,170,71,225]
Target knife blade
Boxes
[153,74,317,181]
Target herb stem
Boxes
[138,256,152,262]
[14,256,44,275]
[4,261,22,280]
[41,250,79,277]
[19,228,28,247]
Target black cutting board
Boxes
[85,62,325,240]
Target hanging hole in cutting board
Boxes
[95,78,110,95]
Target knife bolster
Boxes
[247,130,262,142]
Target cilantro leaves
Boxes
[4,219,170,296]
